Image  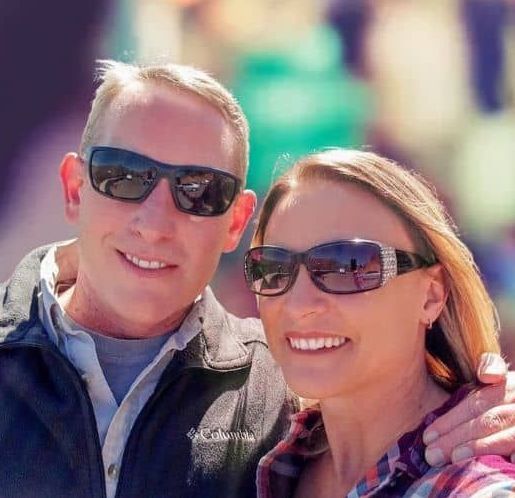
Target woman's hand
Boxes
[424,353,515,466]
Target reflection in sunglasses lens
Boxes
[310,244,381,293]
[89,148,240,216]
[246,248,294,295]
[245,243,384,295]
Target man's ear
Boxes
[59,153,84,224]
[223,189,257,253]
[422,263,448,327]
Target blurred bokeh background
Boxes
[1,0,515,357]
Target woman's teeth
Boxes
[287,336,347,351]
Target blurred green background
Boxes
[1,0,515,357]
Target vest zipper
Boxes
[112,364,195,498]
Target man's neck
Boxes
[60,284,191,339]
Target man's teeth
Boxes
[124,253,168,270]
[288,336,347,351]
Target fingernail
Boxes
[423,430,439,445]
[425,447,445,467]
[452,446,473,463]
[478,352,507,378]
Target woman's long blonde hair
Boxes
[253,149,500,390]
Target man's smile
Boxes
[122,252,169,270]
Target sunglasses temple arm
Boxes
[395,250,433,275]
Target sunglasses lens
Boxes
[244,247,295,296]
[89,148,240,216]
[308,242,382,293]
[175,169,238,216]
[90,149,155,200]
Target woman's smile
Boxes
[285,332,349,352]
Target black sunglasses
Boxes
[244,239,435,296]
[86,146,242,216]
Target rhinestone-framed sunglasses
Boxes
[244,239,435,296]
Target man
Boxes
[0,61,291,498]
[1,60,515,498]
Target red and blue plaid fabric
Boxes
[257,389,515,497]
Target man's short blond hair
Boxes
[79,60,250,180]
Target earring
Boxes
[426,318,433,330]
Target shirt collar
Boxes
[393,386,470,478]
[38,240,75,346]
[37,240,253,370]
[353,388,470,496]
[267,387,470,497]
[38,240,208,353]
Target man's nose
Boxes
[129,179,180,241]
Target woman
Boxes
[244,149,515,497]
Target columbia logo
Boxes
[186,427,256,442]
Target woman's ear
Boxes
[422,263,448,327]
[59,153,84,224]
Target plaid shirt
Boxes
[257,388,515,497]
